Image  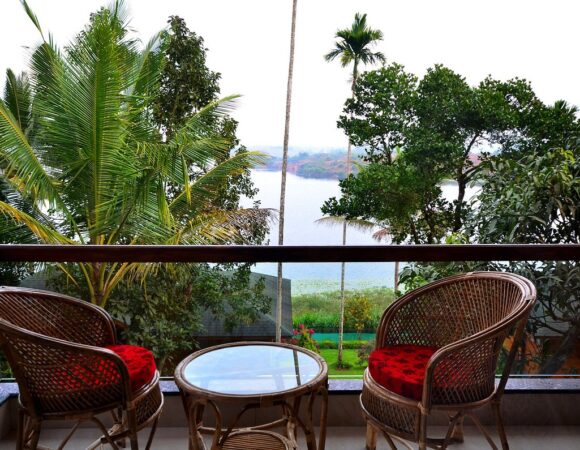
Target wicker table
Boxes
[175,342,328,450]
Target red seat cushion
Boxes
[105,345,157,392]
[368,344,438,401]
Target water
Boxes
[241,170,478,292]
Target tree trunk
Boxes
[338,61,358,366]
[453,170,466,232]
[540,320,580,374]
[276,0,297,342]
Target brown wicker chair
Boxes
[361,272,536,450]
[0,286,163,450]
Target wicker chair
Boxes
[0,287,164,450]
[361,272,536,450]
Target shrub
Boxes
[286,324,320,354]
[357,339,376,366]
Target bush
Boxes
[357,339,376,365]
[292,287,394,332]
[285,324,320,353]
[343,340,369,350]
[319,339,335,349]
[345,295,373,338]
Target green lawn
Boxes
[319,349,367,378]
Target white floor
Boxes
[1,426,580,450]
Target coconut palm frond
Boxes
[169,151,267,214]
[3,69,31,134]
[0,100,64,209]
[171,208,273,245]
[20,0,45,41]
[372,227,391,242]
[0,201,73,244]
[315,215,377,232]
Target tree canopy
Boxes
[322,62,575,243]
[0,2,267,306]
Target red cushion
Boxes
[368,344,438,401]
[105,345,157,392]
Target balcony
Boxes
[0,244,579,449]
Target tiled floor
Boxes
[1,426,580,449]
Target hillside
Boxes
[262,151,362,179]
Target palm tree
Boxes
[0,1,266,307]
[276,0,298,342]
[325,13,385,366]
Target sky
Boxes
[1,0,579,150]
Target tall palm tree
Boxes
[325,13,385,366]
[276,0,298,342]
[0,1,266,307]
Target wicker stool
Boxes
[222,430,296,450]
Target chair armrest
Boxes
[420,302,529,409]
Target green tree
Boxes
[345,294,372,339]
[0,70,36,285]
[325,12,385,367]
[324,64,541,243]
[0,2,266,307]
[469,148,580,373]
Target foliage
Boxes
[50,263,268,374]
[153,16,261,216]
[323,63,542,242]
[287,324,319,354]
[153,16,220,138]
[345,294,373,337]
[356,338,375,366]
[324,12,385,88]
[319,340,369,350]
[0,2,268,307]
[468,148,580,373]
[292,287,394,331]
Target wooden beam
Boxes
[0,244,578,263]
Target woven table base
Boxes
[222,430,296,450]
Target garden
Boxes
[290,287,394,377]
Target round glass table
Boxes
[175,342,328,450]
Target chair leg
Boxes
[365,422,377,450]
[127,409,139,450]
[16,409,25,450]
[492,400,509,450]
[451,414,464,443]
[28,420,41,450]
[144,417,159,450]
[418,411,428,450]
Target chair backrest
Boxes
[380,272,535,349]
[0,287,115,346]
[0,287,123,417]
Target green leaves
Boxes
[0,5,268,305]
[325,13,385,70]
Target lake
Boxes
[241,170,478,293]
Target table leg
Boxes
[181,394,206,450]
[317,386,328,450]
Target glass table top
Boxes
[182,344,322,396]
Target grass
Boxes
[319,349,367,378]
